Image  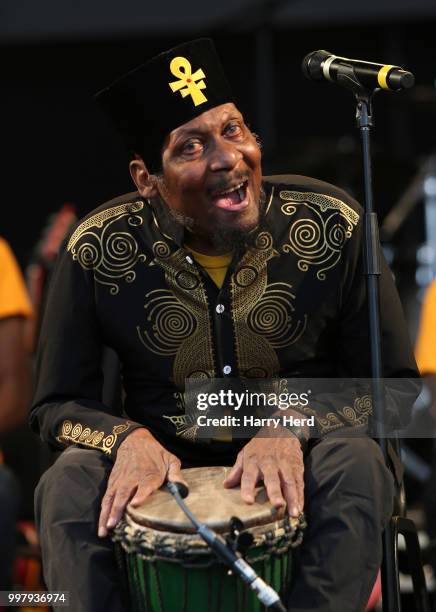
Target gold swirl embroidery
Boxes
[231,232,306,378]
[278,379,372,433]
[163,414,199,442]
[162,392,201,442]
[294,403,344,434]
[56,420,133,456]
[79,427,92,442]
[248,282,307,348]
[68,201,147,295]
[276,379,346,434]
[314,411,345,433]
[255,231,273,250]
[153,241,171,259]
[137,289,197,356]
[338,394,372,427]
[279,191,360,280]
[137,248,215,387]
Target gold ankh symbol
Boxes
[169,56,208,107]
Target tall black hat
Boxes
[95,38,235,171]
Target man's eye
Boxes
[225,123,243,137]
[182,140,203,155]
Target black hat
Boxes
[95,38,235,171]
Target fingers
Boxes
[105,487,135,530]
[295,467,305,512]
[98,491,115,538]
[240,461,260,504]
[223,454,243,488]
[99,472,162,537]
[98,443,185,538]
[279,470,299,517]
[279,461,304,517]
[225,447,303,513]
[130,479,160,507]
[167,457,188,489]
[261,463,286,509]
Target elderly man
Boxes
[31,39,417,611]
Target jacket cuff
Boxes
[55,418,146,460]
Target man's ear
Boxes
[129,156,159,198]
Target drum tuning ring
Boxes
[227,516,254,557]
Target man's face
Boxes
[157,103,262,253]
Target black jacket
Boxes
[30,175,419,465]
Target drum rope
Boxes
[151,561,165,612]
[261,557,267,612]
[183,566,189,612]
[142,556,153,612]
[216,567,224,612]
[208,567,213,611]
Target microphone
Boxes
[166,481,287,611]
[302,50,415,92]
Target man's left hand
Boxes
[223,433,304,517]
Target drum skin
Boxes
[112,466,305,612]
[127,466,286,532]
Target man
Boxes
[31,39,418,611]
[0,237,33,588]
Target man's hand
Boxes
[223,431,304,517]
[98,428,186,537]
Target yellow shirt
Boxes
[415,280,436,374]
[186,247,232,289]
[0,237,33,320]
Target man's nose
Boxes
[209,139,242,172]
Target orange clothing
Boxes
[0,237,33,320]
[415,280,436,374]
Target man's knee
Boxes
[35,447,112,530]
[306,436,394,526]
[328,436,387,477]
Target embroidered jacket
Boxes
[30,175,419,463]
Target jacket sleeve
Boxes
[29,241,144,460]
[274,189,421,439]
[303,206,421,437]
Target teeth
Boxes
[238,187,245,200]
[215,181,245,196]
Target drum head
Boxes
[127,466,286,533]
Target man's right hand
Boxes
[98,428,186,537]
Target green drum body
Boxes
[113,466,305,612]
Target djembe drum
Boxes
[112,466,305,612]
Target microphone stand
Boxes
[332,65,402,610]
[331,65,430,611]
[354,89,400,612]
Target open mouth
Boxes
[210,180,249,212]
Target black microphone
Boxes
[302,50,415,92]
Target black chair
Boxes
[382,438,431,612]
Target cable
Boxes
[166,482,287,611]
